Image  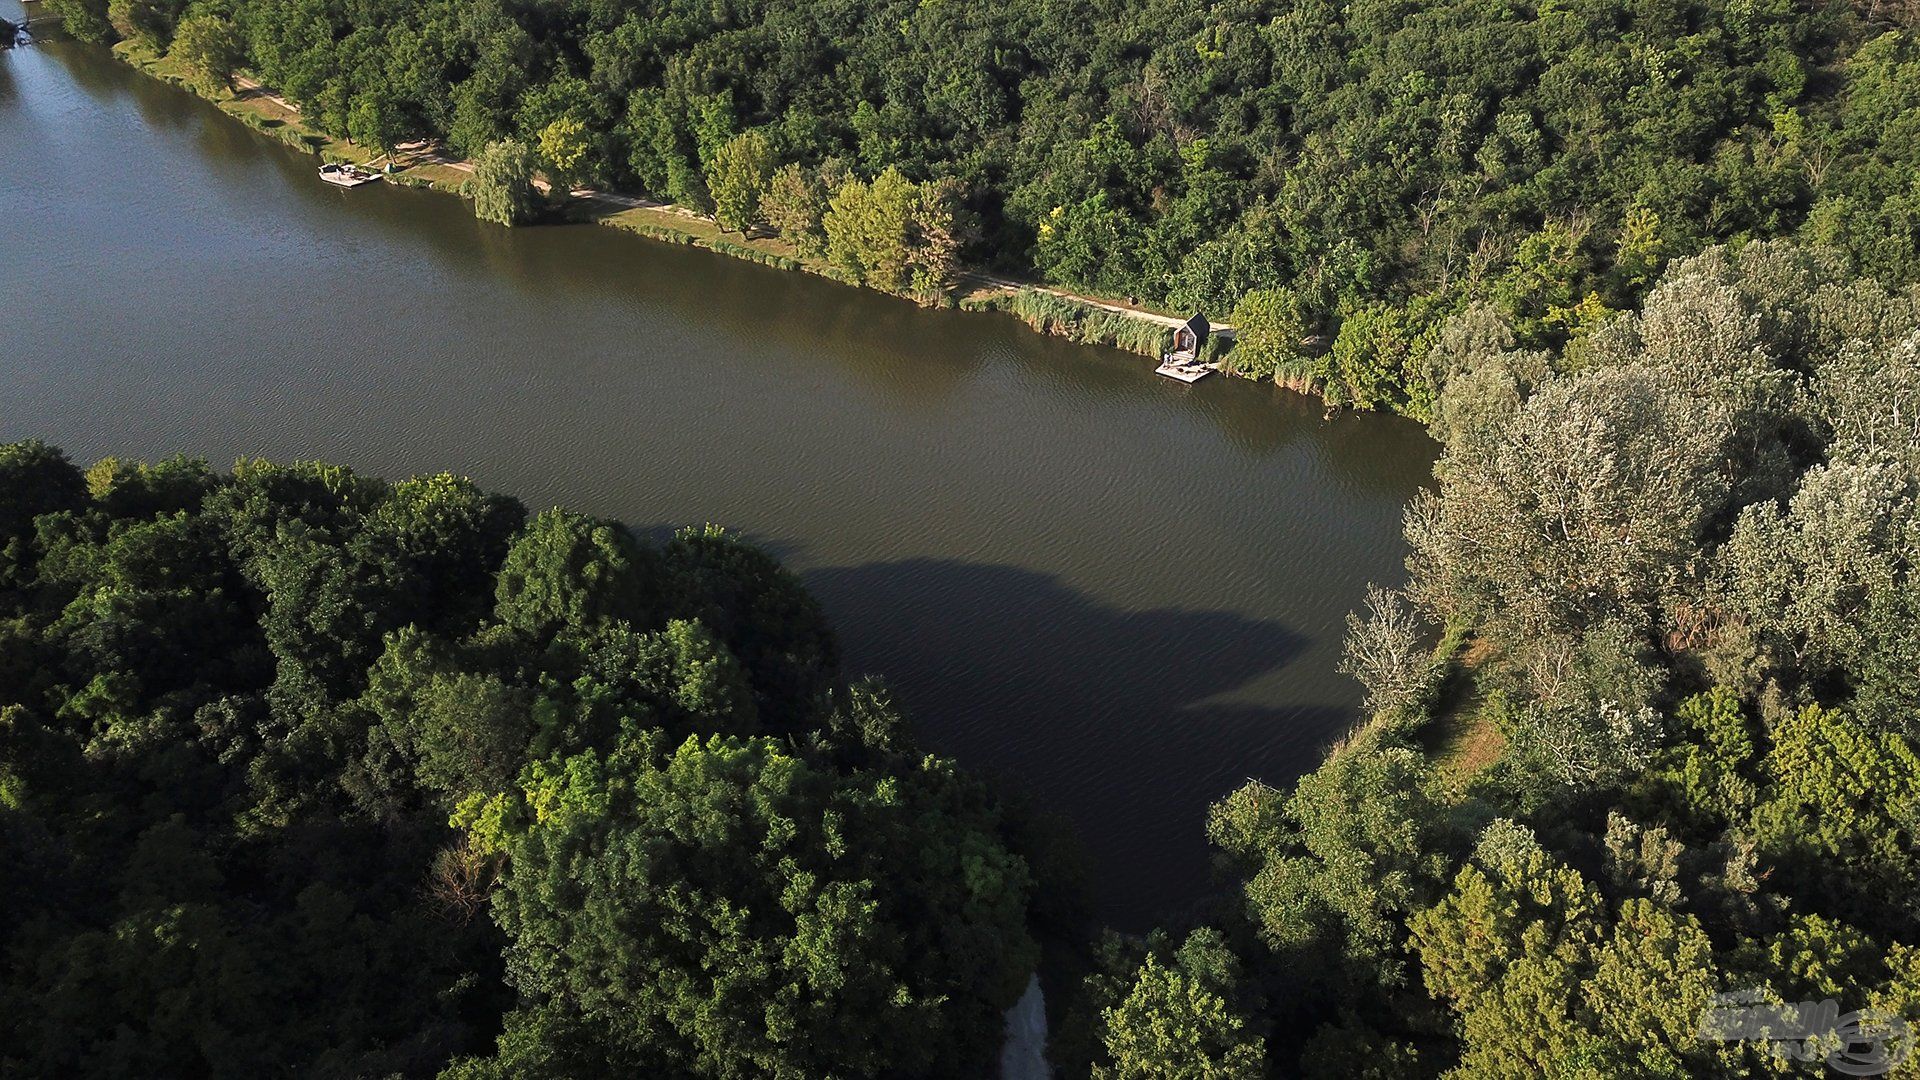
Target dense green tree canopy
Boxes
[0,446,1040,1078]
[54,0,1920,405]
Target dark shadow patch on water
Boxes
[806,557,1355,929]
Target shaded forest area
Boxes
[48,0,1920,409]
[0,451,1049,1076]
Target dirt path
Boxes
[960,271,1235,333]
[230,75,298,115]
[393,139,472,173]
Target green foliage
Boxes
[1227,288,1315,384]
[153,0,1920,411]
[0,441,85,543]
[167,14,245,96]
[1326,304,1441,412]
[46,0,113,43]
[706,130,774,235]
[663,524,837,730]
[537,117,591,191]
[465,139,540,227]
[345,89,404,158]
[1208,747,1456,993]
[0,444,1034,1078]
[761,161,828,256]
[1091,929,1266,1080]
[824,168,919,293]
[1181,250,1920,1077]
[492,508,663,645]
[821,168,967,299]
[525,617,760,759]
[107,0,174,50]
[468,726,1037,1077]
[84,455,216,519]
[1408,822,1745,1079]
[1751,703,1920,933]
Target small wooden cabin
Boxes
[1157,313,1216,382]
[1171,313,1209,357]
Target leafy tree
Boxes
[83,455,216,519]
[1410,820,1795,1077]
[346,89,404,160]
[663,525,836,729]
[467,727,1036,1078]
[547,618,758,753]
[1092,929,1266,1080]
[107,0,172,49]
[168,14,245,95]
[1751,703,1920,935]
[824,169,915,291]
[1227,289,1315,385]
[110,0,1920,421]
[761,162,827,256]
[45,0,113,43]
[465,139,540,227]
[1325,303,1438,411]
[0,440,85,543]
[1208,747,1455,992]
[493,508,664,646]
[706,130,774,234]
[0,444,1041,1078]
[536,117,591,191]
[1406,365,1725,644]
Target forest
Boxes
[7,244,1920,1080]
[44,0,1920,409]
[0,452,1044,1076]
[1044,242,1920,1078]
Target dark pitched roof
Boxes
[1180,313,1209,339]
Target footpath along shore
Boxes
[116,43,1237,365]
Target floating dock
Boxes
[319,162,382,188]
[1155,351,1215,382]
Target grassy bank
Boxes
[562,199,811,275]
[959,290,1173,357]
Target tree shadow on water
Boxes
[805,557,1359,930]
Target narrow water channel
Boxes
[0,36,1436,927]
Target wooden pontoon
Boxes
[318,162,382,188]
[1155,313,1215,382]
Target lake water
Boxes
[0,36,1435,928]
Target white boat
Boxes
[318,162,381,188]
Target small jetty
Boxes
[1155,313,1215,382]
[318,161,382,188]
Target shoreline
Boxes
[107,40,1256,379]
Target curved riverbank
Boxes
[103,37,1250,373]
